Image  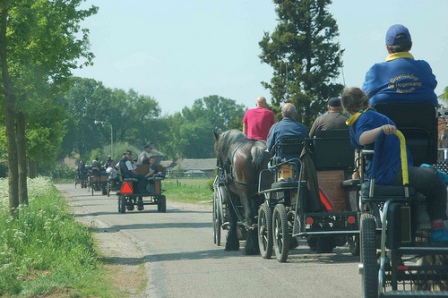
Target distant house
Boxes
[160,158,216,178]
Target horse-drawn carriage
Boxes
[117,164,167,213]
[213,129,359,258]
[87,168,109,196]
[214,105,448,295]
[256,129,360,262]
[75,170,88,189]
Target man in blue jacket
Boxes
[267,103,308,160]
[362,24,438,107]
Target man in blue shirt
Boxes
[267,103,308,160]
[362,24,438,107]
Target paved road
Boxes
[57,183,362,298]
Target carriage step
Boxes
[379,290,448,297]
[397,246,448,254]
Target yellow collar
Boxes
[386,52,414,62]
[346,107,375,126]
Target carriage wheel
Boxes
[360,213,378,298]
[273,204,290,263]
[102,184,107,196]
[157,195,166,212]
[213,190,223,246]
[118,195,126,214]
[258,202,273,259]
[107,181,112,197]
[348,235,360,256]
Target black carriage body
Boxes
[359,128,448,297]
[257,130,361,262]
[116,164,167,213]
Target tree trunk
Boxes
[17,110,28,205]
[1,3,19,216]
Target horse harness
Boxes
[216,142,259,230]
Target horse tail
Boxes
[251,143,270,170]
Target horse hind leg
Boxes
[225,204,239,251]
[242,195,261,256]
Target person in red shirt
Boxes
[242,96,276,140]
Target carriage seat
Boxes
[271,136,306,164]
[373,102,438,166]
[271,136,305,179]
[310,129,356,211]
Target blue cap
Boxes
[386,24,411,45]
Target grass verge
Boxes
[162,177,214,205]
[0,177,134,297]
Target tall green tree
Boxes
[0,0,97,215]
[259,0,344,126]
[168,95,245,158]
[60,78,161,161]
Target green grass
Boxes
[0,177,123,297]
[0,176,215,297]
[162,177,214,205]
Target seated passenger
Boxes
[119,151,147,193]
[362,24,438,107]
[77,160,86,178]
[342,87,448,243]
[145,156,159,179]
[309,97,348,138]
[137,144,152,165]
[266,103,308,161]
[106,161,120,188]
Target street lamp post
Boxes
[94,120,113,159]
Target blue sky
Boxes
[73,0,448,115]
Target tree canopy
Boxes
[259,0,344,126]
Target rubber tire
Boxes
[360,213,378,298]
[107,181,111,197]
[258,202,273,259]
[273,204,290,263]
[118,195,126,214]
[213,192,223,246]
[157,195,166,212]
[102,185,107,196]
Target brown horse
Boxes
[213,129,271,255]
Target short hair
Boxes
[341,87,369,114]
[386,39,412,53]
[281,103,297,118]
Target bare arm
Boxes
[242,123,247,135]
[358,124,396,145]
